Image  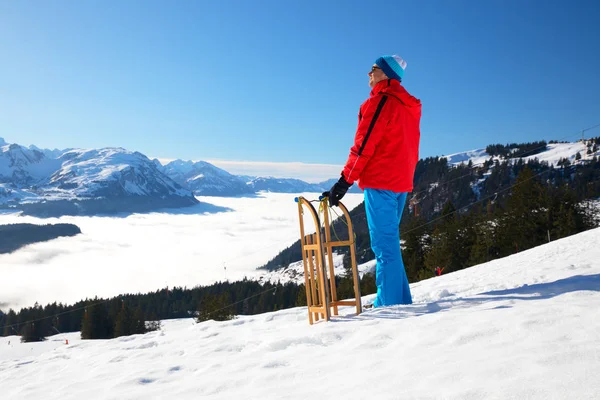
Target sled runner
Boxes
[295,196,362,324]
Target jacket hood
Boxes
[371,79,421,115]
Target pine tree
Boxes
[296,284,307,306]
[551,185,587,239]
[19,303,47,342]
[81,301,112,340]
[20,323,40,343]
[114,302,133,337]
[496,168,548,255]
[423,201,466,276]
[196,293,233,322]
[468,208,501,266]
[81,308,92,339]
[401,215,431,282]
[360,273,377,296]
[2,309,17,337]
[131,307,147,335]
[423,226,452,278]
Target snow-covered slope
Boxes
[523,141,589,164]
[1,227,599,399]
[445,141,594,167]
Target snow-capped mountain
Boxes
[0,138,198,217]
[45,148,193,199]
[160,159,254,196]
[0,142,62,186]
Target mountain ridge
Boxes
[1,136,597,217]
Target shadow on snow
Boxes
[335,273,600,322]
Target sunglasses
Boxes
[370,66,381,73]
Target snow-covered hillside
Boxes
[445,141,594,167]
[1,227,599,400]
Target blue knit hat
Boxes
[375,55,407,81]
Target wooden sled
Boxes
[295,196,362,324]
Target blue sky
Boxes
[1,0,599,181]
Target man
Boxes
[323,55,421,307]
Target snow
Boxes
[444,148,490,166]
[1,224,599,399]
[0,143,194,204]
[50,148,145,196]
[259,252,377,285]
[0,185,40,204]
[0,192,365,311]
[522,142,588,165]
[443,141,594,169]
[0,143,62,182]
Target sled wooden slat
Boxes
[302,244,321,250]
[331,300,358,306]
[296,196,362,324]
[326,240,354,247]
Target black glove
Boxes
[322,174,352,206]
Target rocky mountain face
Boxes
[0,139,198,217]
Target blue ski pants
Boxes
[364,188,413,307]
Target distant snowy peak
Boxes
[0,137,7,146]
[45,148,193,199]
[28,144,71,159]
[0,142,62,185]
[0,139,198,215]
[161,159,253,196]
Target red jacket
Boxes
[342,79,421,192]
